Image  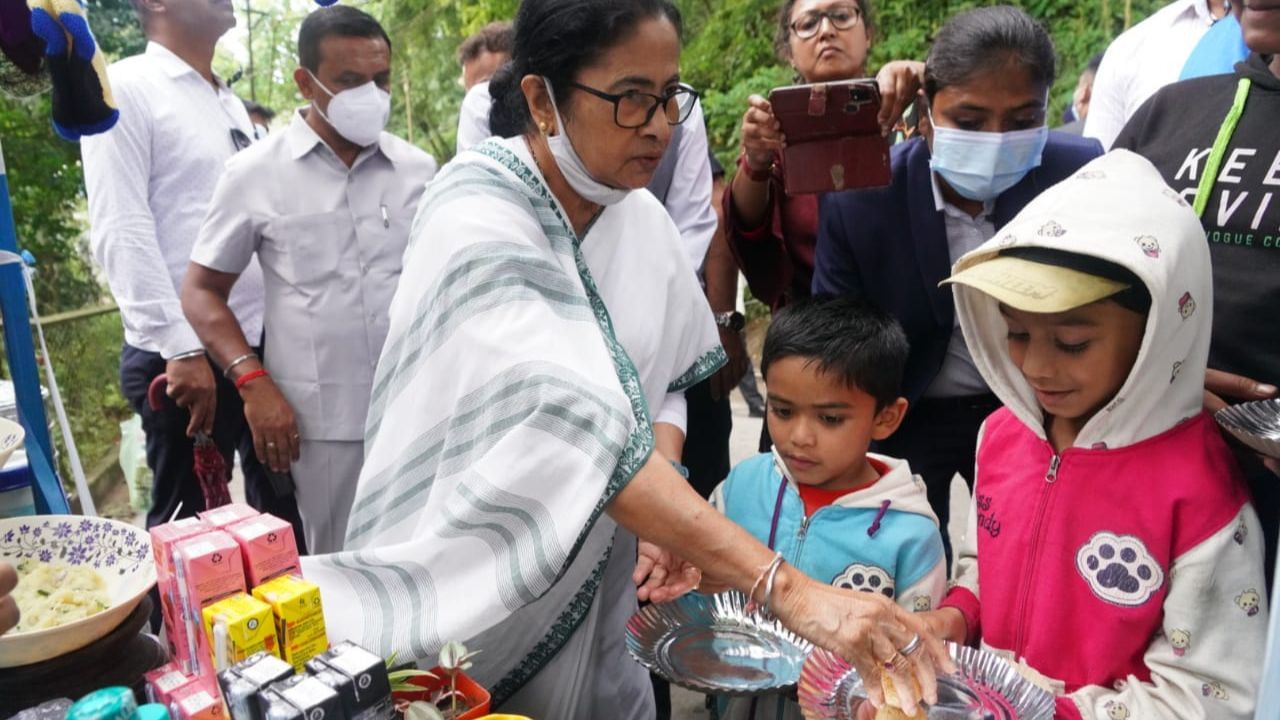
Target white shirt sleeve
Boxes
[1081,42,1133,150]
[653,390,688,436]
[1065,508,1268,720]
[663,101,717,276]
[189,158,260,276]
[456,82,494,155]
[81,79,202,359]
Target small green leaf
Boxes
[438,641,469,670]
[405,701,446,720]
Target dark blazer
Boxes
[813,133,1103,403]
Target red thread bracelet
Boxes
[235,368,269,390]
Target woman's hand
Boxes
[772,566,954,716]
[876,60,926,136]
[740,95,785,175]
[634,540,702,604]
[1204,368,1276,414]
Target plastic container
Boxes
[0,449,36,518]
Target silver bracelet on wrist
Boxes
[222,352,259,378]
[747,552,784,614]
[169,349,206,361]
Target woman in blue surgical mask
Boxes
[813,5,1104,570]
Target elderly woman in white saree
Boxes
[301,1,953,718]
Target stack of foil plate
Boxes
[625,591,813,696]
[1216,399,1280,458]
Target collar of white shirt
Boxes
[286,107,410,166]
[930,170,994,219]
[144,41,233,88]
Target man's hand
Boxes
[710,328,749,401]
[240,377,300,473]
[1204,368,1277,414]
[0,562,19,636]
[166,354,216,437]
[634,540,701,604]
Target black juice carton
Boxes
[218,652,295,720]
[305,643,393,720]
[260,676,344,720]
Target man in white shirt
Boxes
[182,6,438,554]
[1084,0,1234,149]
[80,0,305,538]
[458,21,511,92]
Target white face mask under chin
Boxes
[542,77,630,206]
[307,70,390,148]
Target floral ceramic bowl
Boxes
[0,416,22,469]
[0,515,155,668]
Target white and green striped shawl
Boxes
[301,137,725,704]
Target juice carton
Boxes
[203,593,280,670]
[157,572,197,674]
[226,516,300,587]
[218,652,294,720]
[259,676,342,720]
[151,518,213,580]
[174,531,247,679]
[306,642,393,720]
[145,663,197,707]
[251,575,326,672]
[169,678,227,720]
[198,504,259,530]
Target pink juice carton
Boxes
[226,515,300,587]
[169,677,228,720]
[199,504,259,530]
[174,531,248,679]
[152,517,213,579]
[152,518,214,672]
[145,662,198,706]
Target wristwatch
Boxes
[714,311,746,332]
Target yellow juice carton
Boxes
[251,574,328,672]
[202,592,280,669]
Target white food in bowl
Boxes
[11,561,111,633]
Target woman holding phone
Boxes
[724,0,920,313]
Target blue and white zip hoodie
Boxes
[710,450,948,720]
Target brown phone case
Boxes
[768,79,891,195]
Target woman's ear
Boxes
[520,74,557,134]
[870,397,909,441]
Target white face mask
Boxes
[542,77,630,206]
[307,70,390,148]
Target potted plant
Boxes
[388,642,491,720]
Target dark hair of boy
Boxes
[298,5,392,73]
[761,295,909,411]
[923,5,1056,103]
[458,20,514,64]
[488,0,683,137]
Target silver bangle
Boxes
[169,349,206,361]
[762,556,785,613]
[222,352,259,378]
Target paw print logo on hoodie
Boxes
[1202,680,1230,700]
[1037,221,1067,237]
[1075,532,1165,607]
[1134,235,1161,258]
[1236,588,1261,616]
[833,563,895,599]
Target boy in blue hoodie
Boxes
[710,296,947,720]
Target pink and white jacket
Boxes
[941,151,1268,720]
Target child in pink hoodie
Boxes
[921,150,1267,719]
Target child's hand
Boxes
[918,607,968,645]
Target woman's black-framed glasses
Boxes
[790,3,862,39]
[565,82,700,129]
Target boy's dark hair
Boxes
[761,295,909,410]
[489,0,682,137]
[924,5,1055,103]
[458,21,515,65]
[298,6,392,73]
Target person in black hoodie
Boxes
[1114,2,1280,584]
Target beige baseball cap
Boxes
[942,248,1137,314]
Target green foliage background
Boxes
[1,0,1164,495]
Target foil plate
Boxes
[798,643,1054,720]
[1216,399,1280,458]
[626,591,814,696]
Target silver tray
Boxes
[625,591,814,696]
[1216,399,1280,458]
[798,643,1054,720]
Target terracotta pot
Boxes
[393,669,492,720]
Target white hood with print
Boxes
[949,150,1211,450]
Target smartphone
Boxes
[767,79,891,194]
